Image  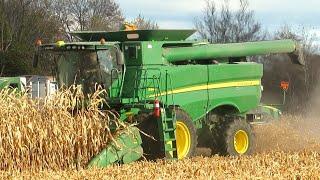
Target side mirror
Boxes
[33,51,39,68]
[33,39,42,68]
[116,48,124,65]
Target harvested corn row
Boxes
[2,150,320,179]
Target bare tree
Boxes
[274,26,319,107]
[0,0,31,52]
[87,0,124,31]
[0,0,55,51]
[259,25,320,114]
[130,14,159,30]
[0,0,6,52]
[50,0,74,33]
[50,0,124,33]
[194,0,263,43]
[0,0,60,75]
[275,25,319,55]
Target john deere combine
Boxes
[34,28,302,167]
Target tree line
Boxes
[0,0,318,113]
[0,0,157,76]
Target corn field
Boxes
[0,88,319,178]
[0,87,124,171]
[2,115,318,179]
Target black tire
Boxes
[175,109,198,158]
[136,113,163,160]
[211,117,254,156]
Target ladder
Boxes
[157,71,177,159]
[130,68,178,159]
[158,108,178,159]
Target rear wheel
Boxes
[175,109,197,159]
[232,129,250,154]
[211,117,254,156]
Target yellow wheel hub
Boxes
[234,130,249,154]
[176,121,191,159]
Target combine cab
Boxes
[34,29,303,167]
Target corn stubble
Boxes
[0,87,124,171]
[3,151,320,179]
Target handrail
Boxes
[110,68,121,97]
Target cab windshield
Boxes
[55,48,120,94]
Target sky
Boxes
[118,0,320,36]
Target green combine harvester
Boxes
[34,28,303,167]
[0,77,26,91]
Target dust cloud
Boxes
[254,84,320,153]
[254,116,320,153]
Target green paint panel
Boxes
[260,105,281,119]
[0,77,25,91]
[119,62,263,121]
[207,63,263,114]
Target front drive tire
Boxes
[136,114,163,160]
[175,109,198,159]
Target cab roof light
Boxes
[35,39,42,46]
[56,40,65,47]
[100,38,106,45]
[127,34,139,40]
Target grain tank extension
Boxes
[163,40,300,64]
[35,29,303,167]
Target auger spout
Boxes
[163,39,304,65]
